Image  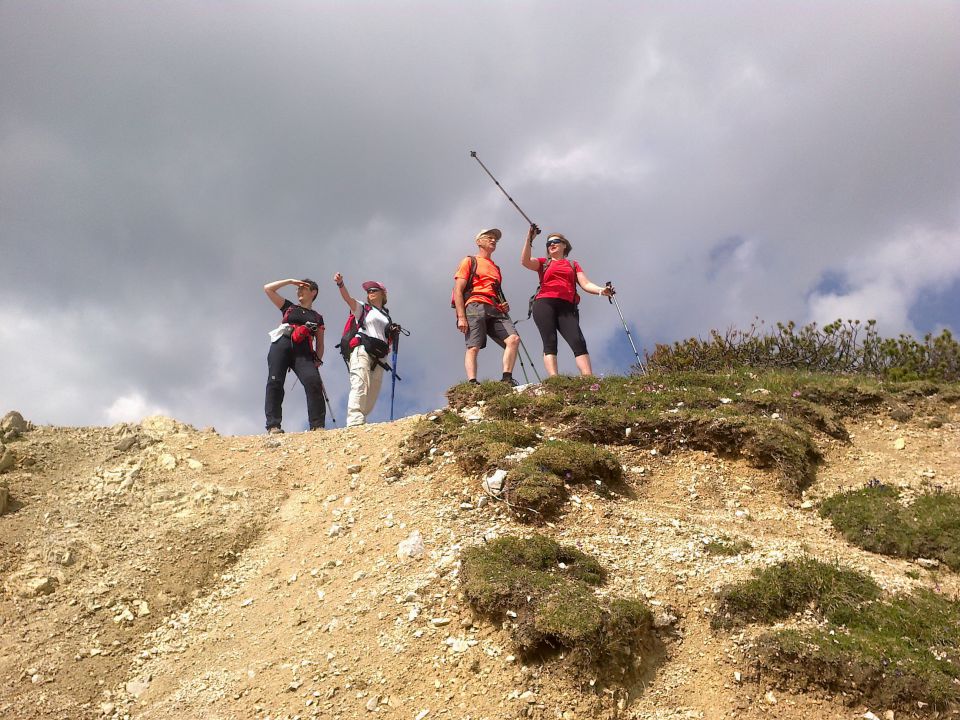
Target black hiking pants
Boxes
[531,297,588,357]
[264,336,325,430]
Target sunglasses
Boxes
[546,239,564,246]
[367,288,383,294]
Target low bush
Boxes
[645,319,960,382]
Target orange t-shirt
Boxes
[454,256,502,307]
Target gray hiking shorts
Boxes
[465,302,517,350]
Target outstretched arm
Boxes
[576,271,614,297]
[520,224,541,271]
[264,278,307,310]
[332,273,359,315]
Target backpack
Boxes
[526,258,579,318]
[336,304,392,366]
[451,256,478,309]
[451,255,505,309]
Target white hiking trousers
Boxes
[346,346,385,427]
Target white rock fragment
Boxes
[397,530,425,561]
[482,469,507,496]
[893,438,906,451]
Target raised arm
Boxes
[576,270,614,297]
[332,273,359,315]
[520,224,541,271]
[264,278,306,310]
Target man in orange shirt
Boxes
[452,228,521,385]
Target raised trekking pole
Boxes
[469,151,535,225]
[388,324,410,420]
[606,282,646,375]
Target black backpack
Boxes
[336,304,392,366]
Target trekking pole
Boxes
[469,151,535,225]
[319,372,336,424]
[388,324,410,420]
[513,331,532,384]
[504,315,541,383]
[516,330,541,383]
[605,282,646,375]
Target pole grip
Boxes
[605,281,613,304]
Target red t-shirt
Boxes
[454,256,502,307]
[534,258,583,304]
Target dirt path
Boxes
[1,405,957,720]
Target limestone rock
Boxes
[1,411,29,441]
[21,576,57,597]
[0,444,14,473]
[397,530,425,561]
[0,482,8,515]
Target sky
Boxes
[2,1,958,435]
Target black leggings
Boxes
[531,297,588,357]
[264,337,325,430]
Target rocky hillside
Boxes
[1,372,958,720]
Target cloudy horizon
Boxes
[2,1,958,435]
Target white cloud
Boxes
[103,392,170,425]
[807,226,960,334]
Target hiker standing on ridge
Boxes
[263,278,325,433]
[333,273,392,426]
[453,228,521,385]
[520,225,614,376]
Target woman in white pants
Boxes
[333,273,392,426]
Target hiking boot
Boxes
[267,427,284,435]
[501,374,519,387]
[468,379,480,385]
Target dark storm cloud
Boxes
[2,1,958,433]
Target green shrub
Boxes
[646,319,960,382]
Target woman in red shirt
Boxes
[520,226,614,376]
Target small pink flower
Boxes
[590,383,601,392]
[792,390,801,398]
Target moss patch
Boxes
[399,410,465,466]
[451,420,540,474]
[820,484,960,571]
[712,556,880,629]
[703,536,753,556]
[461,535,656,681]
[505,441,624,521]
[714,557,960,710]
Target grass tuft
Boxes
[820,485,960,571]
[505,441,623,521]
[714,557,960,710]
[461,535,654,681]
